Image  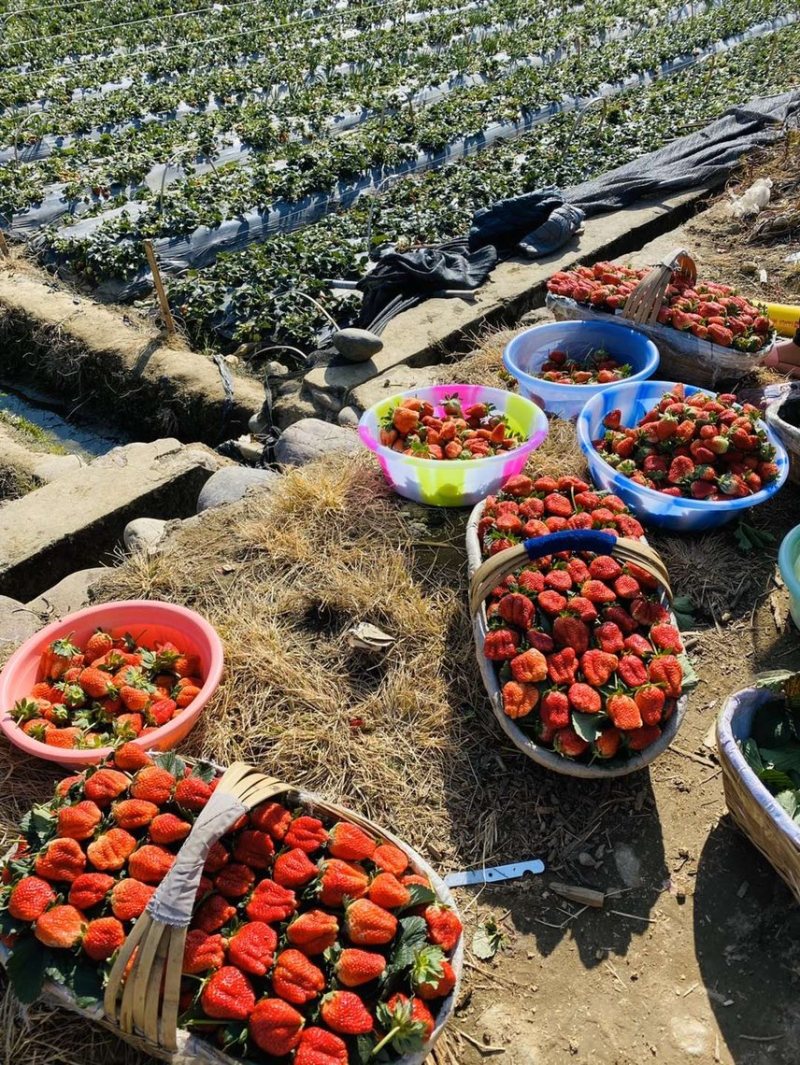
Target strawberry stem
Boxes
[370,1027,399,1057]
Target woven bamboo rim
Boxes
[102,762,459,1057]
[622,247,697,326]
[717,690,800,904]
[469,532,672,619]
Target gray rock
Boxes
[519,306,555,327]
[273,392,318,429]
[264,360,290,377]
[274,418,359,467]
[249,410,270,436]
[332,328,384,363]
[123,517,167,554]
[31,453,85,483]
[197,466,279,513]
[27,567,109,620]
[0,595,40,650]
[232,436,266,465]
[337,405,360,427]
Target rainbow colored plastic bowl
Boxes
[358,384,549,507]
[503,319,660,419]
[576,379,790,531]
[0,600,224,768]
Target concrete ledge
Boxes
[305,190,707,412]
[0,269,263,445]
[0,438,225,600]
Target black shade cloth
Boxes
[468,189,564,250]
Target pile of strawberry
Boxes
[379,394,521,460]
[547,261,773,352]
[593,383,780,500]
[478,474,683,762]
[7,628,203,750]
[537,347,631,385]
[0,748,461,1063]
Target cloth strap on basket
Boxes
[104,763,289,1054]
[468,529,673,619]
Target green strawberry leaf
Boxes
[571,711,606,743]
[410,944,445,989]
[671,595,696,629]
[19,805,57,850]
[754,670,796,691]
[741,738,764,774]
[191,761,217,783]
[154,750,185,778]
[356,1033,378,1063]
[399,883,435,911]
[776,790,798,818]
[759,768,796,794]
[385,916,427,975]
[472,915,504,960]
[7,935,49,1005]
[676,653,699,692]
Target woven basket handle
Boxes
[104,762,290,1053]
[469,529,672,618]
[622,247,697,326]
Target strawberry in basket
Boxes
[0,750,461,1061]
[479,475,682,763]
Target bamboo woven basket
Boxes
[466,514,688,779]
[717,688,800,903]
[546,250,773,388]
[1,761,462,1065]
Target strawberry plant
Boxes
[478,473,690,763]
[592,383,780,501]
[0,751,461,1061]
[5,628,203,751]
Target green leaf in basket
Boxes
[775,790,799,818]
[191,761,217,783]
[18,805,56,851]
[671,595,696,629]
[741,738,765,774]
[153,750,186,778]
[757,768,796,794]
[355,1034,378,1064]
[399,883,436,911]
[6,935,49,1004]
[44,955,103,1007]
[571,711,606,743]
[758,745,800,773]
[752,701,794,748]
[385,916,427,975]
[677,653,699,692]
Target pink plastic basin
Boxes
[0,600,224,769]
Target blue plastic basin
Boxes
[502,319,660,420]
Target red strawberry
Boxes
[625,725,662,751]
[502,680,539,719]
[328,822,377,862]
[57,800,102,842]
[650,623,683,653]
[635,685,666,725]
[372,843,409,877]
[614,574,641,600]
[537,590,567,616]
[335,948,387,988]
[544,569,573,593]
[630,597,669,626]
[232,829,275,869]
[201,966,255,1020]
[414,949,457,1001]
[483,629,520,661]
[588,556,622,581]
[146,698,177,727]
[112,798,158,831]
[113,742,153,772]
[497,592,535,630]
[85,630,114,662]
[246,878,298,923]
[580,649,618,687]
[250,998,305,1057]
[648,655,683,697]
[581,579,616,605]
[526,630,555,654]
[318,859,369,907]
[595,621,624,654]
[8,876,56,921]
[215,862,255,899]
[227,921,278,975]
[509,648,548,683]
[287,909,339,955]
[566,558,592,585]
[567,682,601,714]
[174,775,213,812]
[320,990,373,1036]
[617,655,648,688]
[380,993,435,1045]
[423,902,462,952]
[250,801,292,840]
[368,872,410,910]
[606,692,643,731]
[130,766,175,806]
[565,596,598,623]
[294,1027,348,1065]
[272,949,326,1005]
[345,898,398,946]
[540,689,570,730]
[125,843,173,883]
[193,893,237,933]
[35,838,87,883]
[84,768,130,807]
[604,605,639,635]
[34,904,86,948]
[284,816,329,854]
[553,615,590,655]
[149,812,192,845]
[110,878,154,921]
[68,872,115,911]
[82,916,125,961]
[547,647,578,686]
[553,727,589,758]
[623,633,653,658]
[273,848,317,888]
[183,929,226,974]
[593,728,622,759]
[518,569,545,593]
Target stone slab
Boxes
[0,438,224,600]
[349,365,439,414]
[0,594,40,650]
[27,567,109,620]
[304,190,706,411]
[274,418,360,467]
